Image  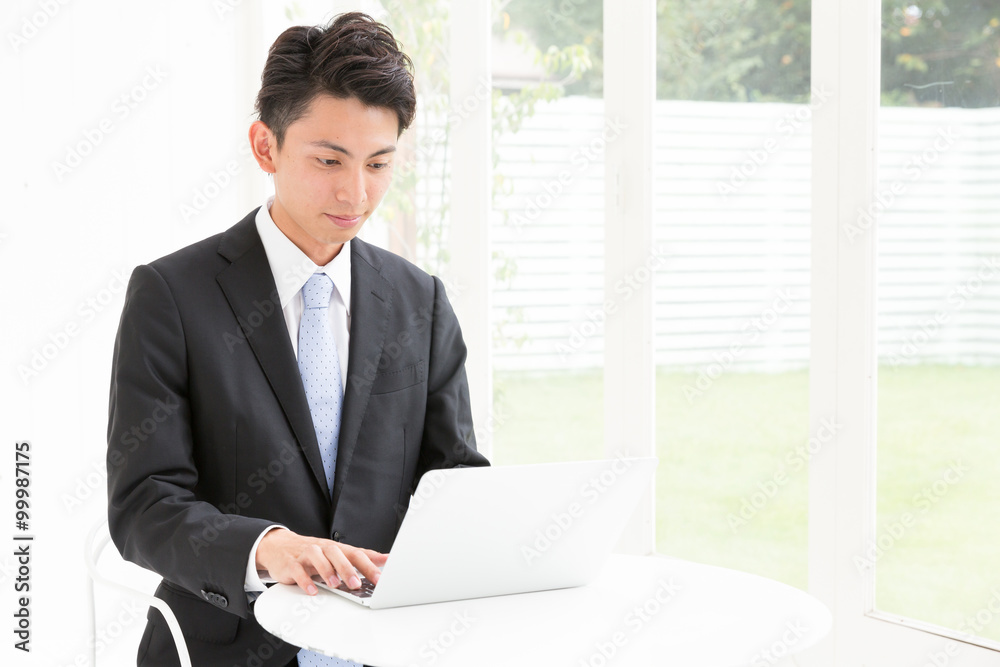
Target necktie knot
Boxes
[302,273,334,309]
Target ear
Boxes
[249,121,278,174]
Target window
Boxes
[875,0,1000,647]
[811,0,1000,662]
[653,0,813,589]
[489,0,606,465]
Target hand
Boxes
[255,528,388,596]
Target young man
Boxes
[107,13,488,667]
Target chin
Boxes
[325,231,359,246]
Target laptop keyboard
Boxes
[336,577,376,599]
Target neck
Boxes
[269,200,344,266]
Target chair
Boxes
[84,519,192,667]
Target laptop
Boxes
[315,456,658,609]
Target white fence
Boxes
[488,96,1000,372]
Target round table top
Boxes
[255,553,831,666]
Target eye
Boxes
[368,162,390,171]
[318,158,340,167]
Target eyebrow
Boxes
[308,140,396,159]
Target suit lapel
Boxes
[215,212,330,500]
[332,238,395,510]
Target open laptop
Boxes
[315,456,658,609]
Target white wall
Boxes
[3,2,266,664]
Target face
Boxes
[249,94,398,265]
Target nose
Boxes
[336,167,367,208]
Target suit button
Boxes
[200,590,228,608]
[332,531,342,541]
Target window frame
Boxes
[806,0,999,662]
[602,0,658,554]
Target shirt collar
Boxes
[254,196,352,314]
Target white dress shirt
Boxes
[244,197,353,592]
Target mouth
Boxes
[325,213,364,229]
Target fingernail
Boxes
[307,584,317,595]
[328,576,339,588]
[350,576,361,589]
[371,572,380,583]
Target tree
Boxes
[657,0,811,102]
[496,0,812,102]
[881,1,1000,108]
[495,0,1000,107]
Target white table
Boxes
[255,554,831,666]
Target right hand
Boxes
[255,528,388,595]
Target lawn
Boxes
[491,364,1000,642]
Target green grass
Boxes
[875,364,1000,640]
[491,364,1000,642]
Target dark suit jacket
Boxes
[107,209,489,666]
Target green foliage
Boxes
[497,0,813,102]
[373,0,591,352]
[495,0,1000,107]
[657,0,812,102]
[881,1,1000,107]
[496,0,603,96]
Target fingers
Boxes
[264,532,388,594]
[346,548,385,585]
[303,544,341,590]
[324,542,363,589]
[320,543,387,588]
[287,560,320,596]
[363,548,390,566]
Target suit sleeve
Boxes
[414,276,490,482]
[107,264,273,619]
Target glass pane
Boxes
[875,0,1000,644]
[490,0,605,464]
[654,0,812,589]
[373,0,454,275]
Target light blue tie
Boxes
[296,273,359,667]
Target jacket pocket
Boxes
[369,360,425,395]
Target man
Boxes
[107,13,488,667]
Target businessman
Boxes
[107,13,489,667]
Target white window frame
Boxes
[603,0,658,555]
[447,0,494,461]
[805,0,999,663]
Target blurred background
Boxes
[1,0,998,664]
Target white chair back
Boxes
[84,520,192,667]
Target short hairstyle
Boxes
[255,12,416,145]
